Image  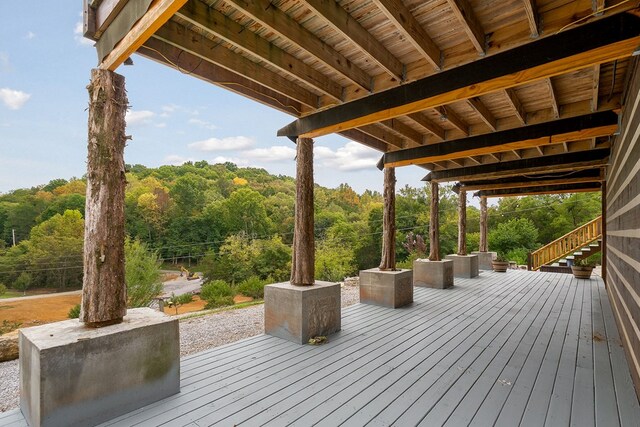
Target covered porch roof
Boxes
[84,0,640,189]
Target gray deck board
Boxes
[2,271,638,427]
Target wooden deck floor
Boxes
[1,270,638,426]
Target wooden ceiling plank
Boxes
[423,149,610,183]
[371,0,441,69]
[522,0,540,38]
[504,88,527,125]
[225,0,372,90]
[459,169,604,192]
[138,39,303,116]
[592,64,600,112]
[154,22,319,107]
[278,13,640,139]
[546,78,560,119]
[475,182,602,198]
[99,0,189,70]
[407,113,446,140]
[176,0,342,100]
[302,0,404,80]
[468,97,497,131]
[446,0,485,54]
[95,0,130,38]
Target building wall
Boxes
[606,57,640,393]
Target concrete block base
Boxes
[19,308,179,427]
[445,254,480,278]
[359,268,413,308]
[264,281,341,344]
[413,259,454,289]
[472,251,497,270]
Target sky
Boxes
[0,1,428,195]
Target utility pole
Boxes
[12,229,16,246]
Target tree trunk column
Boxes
[81,69,128,327]
[479,196,488,252]
[290,137,315,286]
[379,167,396,270]
[457,190,467,256]
[429,181,440,261]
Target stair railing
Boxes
[528,215,602,271]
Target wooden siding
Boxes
[606,56,640,396]
[3,270,637,426]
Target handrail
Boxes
[528,216,602,271]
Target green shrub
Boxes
[237,276,266,299]
[200,280,235,309]
[0,283,6,296]
[506,248,529,265]
[68,304,81,319]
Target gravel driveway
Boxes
[0,283,359,413]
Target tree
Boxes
[14,272,32,295]
[124,238,163,308]
[488,218,539,258]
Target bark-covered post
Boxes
[428,181,440,261]
[290,137,315,286]
[479,196,488,252]
[379,167,396,270]
[81,69,128,327]
[457,189,467,255]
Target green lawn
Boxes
[0,290,24,299]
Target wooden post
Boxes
[379,167,396,270]
[479,196,488,252]
[290,137,315,286]
[457,189,467,255]
[428,181,440,261]
[601,178,607,282]
[81,69,128,327]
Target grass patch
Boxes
[0,291,23,299]
[177,300,264,321]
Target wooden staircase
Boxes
[528,216,602,272]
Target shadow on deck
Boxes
[2,270,638,426]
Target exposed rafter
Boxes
[592,64,600,112]
[382,111,618,168]
[225,0,372,90]
[468,97,497,130]
[278,13,640,138]
[475,182,602,198]
[176,0,343,101]
[371,0,441,69]
[436,106,469,136]
[302,0,404,80]
[407,113,446,141]
[458,168,604,192]
[521,0,540,38]
[423,149,610,183]
[504,89,527,125]
[446,0,485,54]
[358,124,404,149]
[338,129,388,152]
[380,119,424,147]
[546,78,560,119]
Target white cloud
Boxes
[164,155,194,166]
[126,110,155,125]
[0,88,31,110]
[212,156,249,166]
[314,141,380,171]
[155,123,167,128]
[244,145,296,162]
[188,136,254,152]
[74,22,94,46]
[25,31,36,40]
[188,118,218,130]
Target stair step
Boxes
[566,255,575,260]
[572,252,582,257]
[589,243,600,248]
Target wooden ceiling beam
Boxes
[504,89,527,125]
[592,64,600,112]
[436,106,469,136]
[358,124,405,149]
[407,113,446,140]
[522,0,540,38]
[446,0,485,54]
[154,22,319,108]
[176,0,343,101]
[338,129,389,152]
[302,0,404,80]
[475,182,602,198]
[467,97,497,131]
[380,119,424,147]
[423,149,610,183]
[138,39,303,116]
[459,169,604,192]
[546,78,560,119]
[225,0,372,90]
[371,0,441,69]
[383,111,617,167]
[278,13,640,139]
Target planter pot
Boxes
[571,266,594,279]
[492,260,509,273]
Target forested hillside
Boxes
[0,161,601,292]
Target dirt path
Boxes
[0,294,81,329]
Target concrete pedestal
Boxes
[264,281,341,344]
[19,308,179,427]
[413,259,454,289]
[445,254,480,278]
[359,268,413,308]
[472,251,497,270]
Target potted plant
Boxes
[571,258,594,279]
[492,253,509,273]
